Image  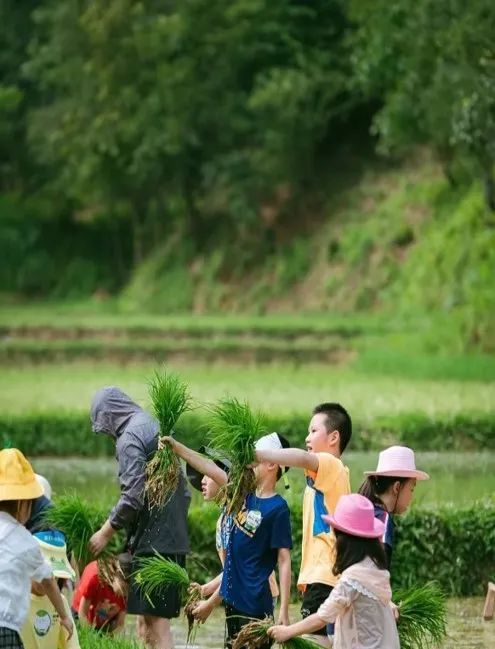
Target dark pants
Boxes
[301,582,335,636]
[224,604,273,649]
[0,628,24,649]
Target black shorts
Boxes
[224,604,273,649]
[127,553,185,618]
[301,582,334,636]
[0,628,24,649]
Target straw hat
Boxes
[364,446,429,481]
[33,530,76,580]
[322,493,385,539]
[0,449,43,501]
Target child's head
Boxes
[0,448,43,524]
[306,402,352,456]
[186,446,230,502]
[322,493,387,574]
[359,446,429,515]
[254,433,290,487]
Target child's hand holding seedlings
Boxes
[268,624,295,643]
[192,598,216,623]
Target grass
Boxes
[396,583,447,649]
[43,493,124,570]
[145,369,191,507]
[0,361,493,421]
[207,397,266,516]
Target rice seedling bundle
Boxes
[145,369,192,508]
[43,494,122,570]
[133,553,201,645]
[231,619,320,649]
[207,397,266,516]
[395,582,447,649]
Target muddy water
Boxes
[164,599,495,648]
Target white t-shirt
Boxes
[0,512,53,633]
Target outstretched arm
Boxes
[162,437,228,486]
[268,613,327,642]
[255,448,319,472]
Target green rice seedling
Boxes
[207,397,266,516]
[231,618,320,649]
[145,369,192,508]
[395,582,447,649]
[43,493,122,570]
[78,623,141,648]
[133,553,201,645]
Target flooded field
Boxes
[165,599,495,648]
[31,453,495,509]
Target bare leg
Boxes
[142,615,174,649]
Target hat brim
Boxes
[0,480,43,501]
[363,469,430,481]
[185,446,230,492]
[322,514,385,539]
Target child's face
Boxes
[394,479,416,514]
[201,475,220,501]
[305,413,338,454]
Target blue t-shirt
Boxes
[220,493,292,616]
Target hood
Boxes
[90,386,142,438]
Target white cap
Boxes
[255,432,283,452]
[35,474,52,499]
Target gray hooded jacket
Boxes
[91,386,190,555]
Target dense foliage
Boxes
[1,1,494,340]
[187,501,495,597]
[4,410,495,456]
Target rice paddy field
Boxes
[1,305,495,647]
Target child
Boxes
[268,494,400,649]
[358,446,429,569]
[166,433,292,649]
[0,448,73,649]
[71,559,127,633]
[255,403,352,647]
[21,530,80,649]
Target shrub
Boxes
[187,501,495,597]
[3,410,495,456]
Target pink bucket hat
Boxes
[322,493,385,538]
[364,446,429,480]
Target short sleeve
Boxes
[24,543,53,582]
[313,453,345,493]
[317,579,355,623]
[270,503,292,550]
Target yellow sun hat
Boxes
[33,530,76,580]
[0,448,43,501]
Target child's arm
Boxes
[162,437,228,486]
[276,548,291,626]
[198,573,223,598]
[41,577,74,638]
[112,611,126,634]
[78,597,91,626]
[268,613,327,642]
[89,519,116,555]
[192,586,223,623]
[255,447,319,472]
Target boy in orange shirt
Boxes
[255,403,351,648]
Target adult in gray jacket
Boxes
[89,386,190,649]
